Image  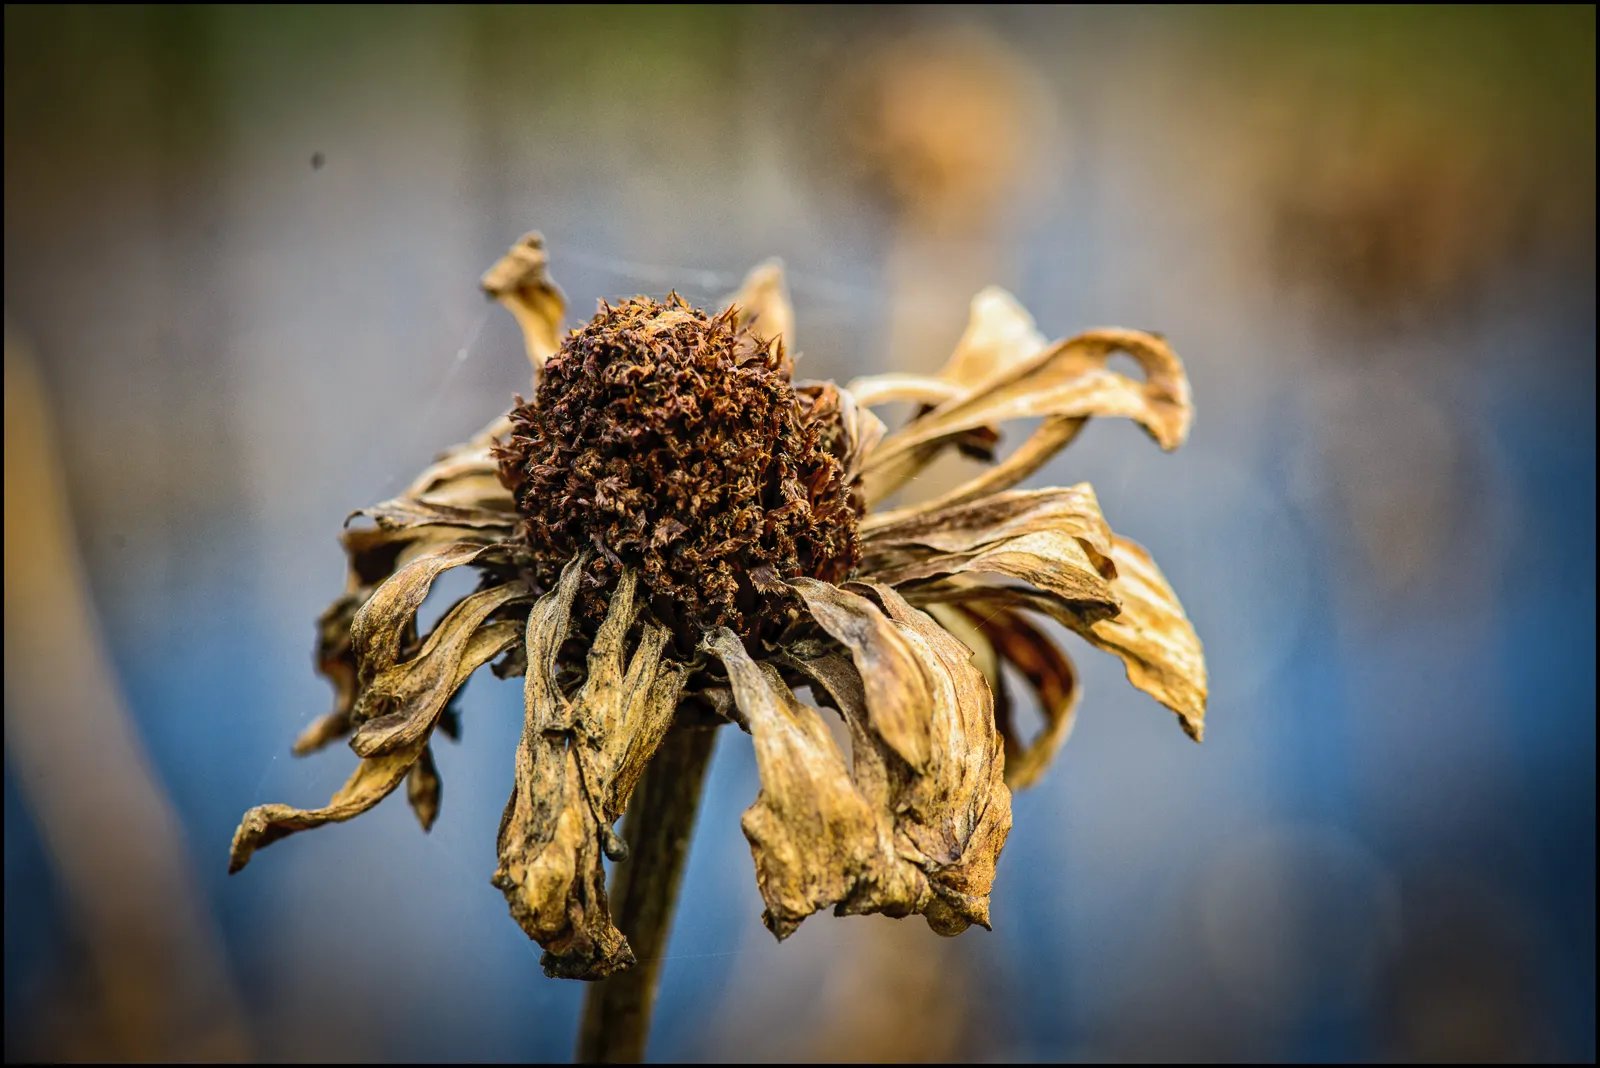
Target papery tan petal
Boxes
[862,484,1116,568]
[872,415,1087,521]
[936,286,1050,390]
[867,528,1118,623]
[843,373,967,409]
[229,740,425,873]
[493,556,631,978]
[568,569,689,830]
[844,286,1046,410]
[1074,537,1207,741]
[232,616,523,868]
[349,599,528,757]
[912,534,1207,741]
[406,744,442,832]
[786,577,934,770]
[494,558,690,979]
[481,232,566,373]
[962,609,1081,789]
[850,583,1011,935]
[703,629,923,939]
[862,328,1192,506]
[349,541,491,688]
[293,592,366,755]
[724,260,795,370]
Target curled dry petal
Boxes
[867,530,1119,623]
[859,483,1121,623]
[230,742,426,873]
[229,615,519,870]
[480,231,566,374]
[861,326,1193,508]
[846,286,1046,408]
[493,559,686,979]
[407,745,443,832]
[351,597,528,757]
[850,583,1011,934]
[786,577,933,770]
[703,628,921,940]
[962,609,1081,789]
[350,542,493,691]
[781,587,1012,935]
[296,423,520,757]
[913,534,1207,741]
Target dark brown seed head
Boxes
[496,295,861,645]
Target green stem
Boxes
[576,725,718,1064]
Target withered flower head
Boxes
[498,294,859,646]
[230,232,1208,984]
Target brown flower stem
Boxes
[577,724,719,1064]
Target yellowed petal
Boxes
[962,609,1081,789]
[704,629,919,939]
[229,739,426,873]
[851,582,1011,935]
[349,541,491,687]
[493,555,634,978]
[866,528,1118,622]
[787,577,934,770]
[481,231,566,374]
[843,372,966,409]
[936,285,1049,389]
[494,560,691,979]
[858,415,1085,526]
[350,593,529,757]
[862,328,1192,507]
[1077,537,1207,740]
[912,534,1207,741]
[862,483,1115,566]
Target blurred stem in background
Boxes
[3,323,251,1062]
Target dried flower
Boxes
[230,232,1207,983]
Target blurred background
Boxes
[4,5,1593,1062]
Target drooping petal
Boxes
[493,559,689,979]
[859,484,1122,626]
[862,484,1114,561]
[961,608,1081,789]
[349,542,495,689]
[406,744,443,832]
[861,327,1193,508]
[228,618,513,870]
[229,742,426,873]
[786,577,934,770]
[350,602,527,757]
[850,582,1011,934]
[568,569,688,831]
[867,528,1118,623]
[704,628,922,940]
[780,587,1012,936]
[1074,537,1207,741]
[910,534,1207,741]
[481,231,566,374]
[293,592,366,755]
[493,556,630,978]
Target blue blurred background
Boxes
[5,5,1593,1062]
